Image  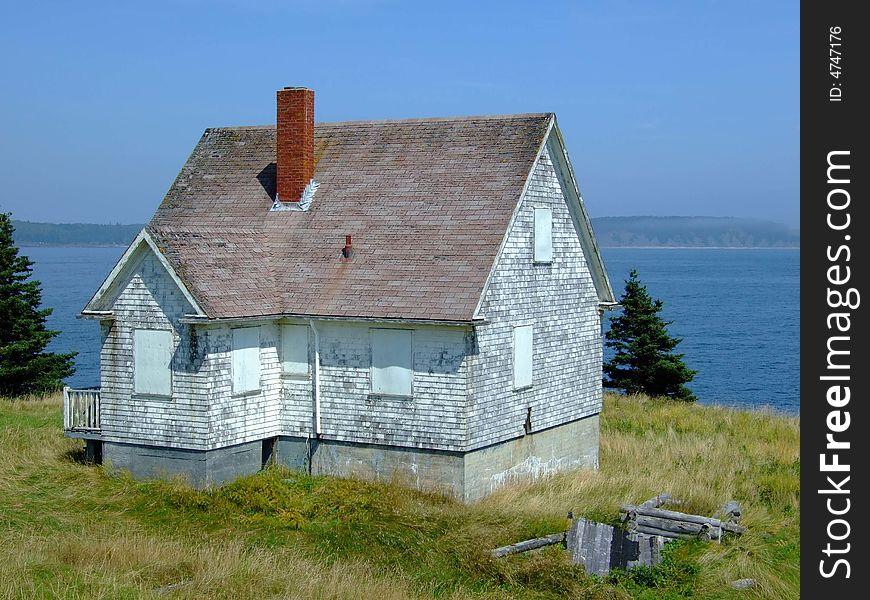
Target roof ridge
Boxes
[208,112,553,132]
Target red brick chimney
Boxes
[276,87,315,203]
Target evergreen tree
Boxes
[604,269,697,402]
[0,213,76,397]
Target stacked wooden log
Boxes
[489,495,746,576]
[490,533,566,558]
[620,500,744,541]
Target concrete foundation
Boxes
[101,414,599,499]
[278,413,599,501]
[463,414,599,500]
[103,439,264,487]
[309,438,465,497]
[275,436,310,471]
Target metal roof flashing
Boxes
[271,179,319,211]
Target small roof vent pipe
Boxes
[342,235,353,259]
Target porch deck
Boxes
[63,387,102,439]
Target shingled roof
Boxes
[143,113,556,322]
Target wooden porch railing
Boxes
[63,387,101,432]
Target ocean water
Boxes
[601,248,799,413]
[25,246,120,392]
[25,246,799,413]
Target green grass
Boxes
[0,393,799,599]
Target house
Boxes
[64,87,616,500]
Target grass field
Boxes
[0,393,799,599]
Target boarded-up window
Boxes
[281,324,309,376]
[513,324,533,389]
[534,207,553,263]
[133,329,173,396]
[371,329,412,396]
[232,327,260,394]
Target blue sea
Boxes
[26,246,799,414]
[601,248,799,413]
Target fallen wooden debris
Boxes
[490,495,745,576]
[490,532,566,558]
[566,518,667,576]
[620,503,746,541]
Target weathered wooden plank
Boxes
[634,523,719,541]
[633,515,712,536]
[565,518,668,576]
[491,533,565,557]
[628,533,666,569]
[621,505,746,535]
[634,524,687,539]
[63,387,70,429]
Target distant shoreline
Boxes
[13,216,799,249]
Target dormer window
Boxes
[534,207,553,263]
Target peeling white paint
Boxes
[488,455,569,492]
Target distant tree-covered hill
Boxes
[591,216,799,248]
[9,216,799,248]
[11,220,143,247]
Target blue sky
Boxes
[0,0,798,226]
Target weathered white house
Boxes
[64,87,616,500]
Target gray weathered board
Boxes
[491,533,566,558]
[620,504,745,541]
[566,518,667,576]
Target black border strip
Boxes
[802,2,868,595]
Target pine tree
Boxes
[604,269,697,402]
[0,213,76,397]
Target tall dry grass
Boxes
[0,392,799,599]
[0,529,427,600]
[480,394,800,597]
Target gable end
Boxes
[82,229,206,317]
[472,118,615,318]
[545,120,616,305]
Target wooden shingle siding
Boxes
[203,324,283,449]
[99,248,210,449]
[315,322,469,451]
[279,320,315,436]
[468,145,602,451]
[282,378,314,436]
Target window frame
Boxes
[132,328,174,398]
[370,328,413,397]
[231,326,261,396]
[513,323,534,390]
[280,323,310,379]
[533,206,553,264]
